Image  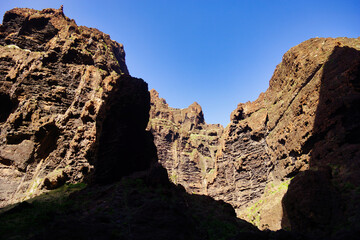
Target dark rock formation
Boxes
[0,8,265,240]
[95,75,156,184]
[0,7,153,206]
[148,37,360,235]
[1,171,282,240]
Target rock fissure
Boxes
[269,63,323,132]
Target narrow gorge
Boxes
[0,7,359,240]
[148,37,360,233]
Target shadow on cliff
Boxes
[282,46,360,238]
[90,74,158,184]
[0,73,270,240]
[0,162,265,240]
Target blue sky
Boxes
[1,1,359,126]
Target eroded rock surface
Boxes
[0,7,153,206]
[149,37,360,234]
[147,89,223,194]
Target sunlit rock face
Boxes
[149,37,360,234]
[147,89,223,194]
[0,7,154,206]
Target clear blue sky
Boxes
[1,1,359,126]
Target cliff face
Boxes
[1,6,360,238]
[149,37,360,233]
[147,89,223,194]
[282,42,360,235]
[0,7,154,206]
[0,8,268,240]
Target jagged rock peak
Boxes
[149,89,205,129]
[150,89,168,106]
[0,7,129,74]
[148,89,223,195]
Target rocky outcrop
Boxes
[0,7,153,206]
[282,42,360,236]
[149,37,360,235]
[147,89,223,194]
[0,7,266,240]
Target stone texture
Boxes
[282,42,360,236]
[147,89,223,194]
[0,7,153,206]
[0,139,35,171]
[1,6,359,238]
[149,37,360,234]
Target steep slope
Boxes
[0,9,302,240]
[149,37,360,235]
[1,6,359,239]
[282,41,360,236]
[0,7,154,207]
[147,89,223,194]
[220,38,360,233]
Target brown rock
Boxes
[0,8,152,206]
[1,7,359,237]
[282,43,360,236]
[0,140,34,171]
[149,37,360,234]
[43,168,68,190]
[147,89,223,194]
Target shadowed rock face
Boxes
[0,8,265,240]
[149,37,360,234]
[0,7,153,206]
[282,45,360,237]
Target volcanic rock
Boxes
[1,6,359,239]
[0,7,154,206]
[147,89,223,194]
[148,37,360,235]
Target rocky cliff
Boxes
[0,7,154,207]
[148,37,360,235]
[1,6,360,239]
[147,89,223,194]
[0,8,268,240]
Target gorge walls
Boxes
[148,37,360,232]
[1,7,359,237]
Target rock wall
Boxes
[0,8,153,206]
[282,42,360,236]
[149,37,360,233]
[147,89,223,194]
[1,7,359,236]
